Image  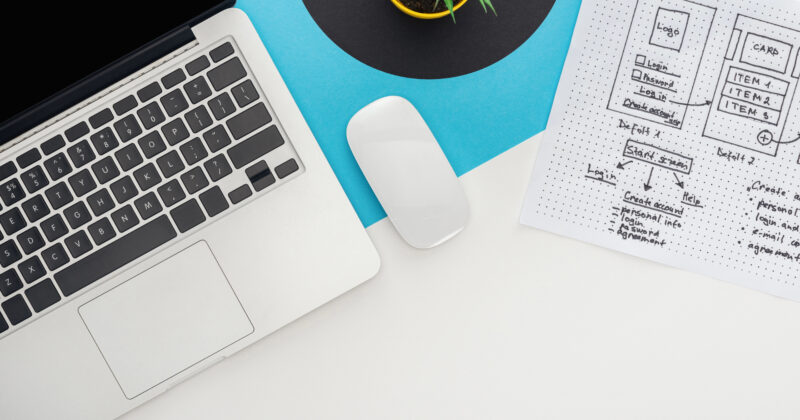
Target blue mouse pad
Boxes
[237,0,581,227]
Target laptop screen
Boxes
[0,1,230,140]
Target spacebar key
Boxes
[55,215,177,296]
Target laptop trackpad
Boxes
[79,241,254,399]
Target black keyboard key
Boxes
[45,182,73,210]
[275,159,300,179]
[156,150,185,178]
[180,138,208,165]
[170,199,205,233]
[17,149,41,169]
[199,186,228,217]
[64,201,92,229]
[2,295,31,325]
[55,215,176,297]
[202,126,231,153]
[89,108,114,129]
[65,122,89,142]
[134,192,163,220]
[20,166,49,193]
[209,93,236,120]
[90,127,120,155]
[228,126,284,169]
[113,95,138,116]
[180,167,209,195]
[137,102,166,130]
[210,42,234,62]
[162,69,186,89]
[0,314,6,333]
[110,176,137,204]
[184,76,212,104]
[66,140,96,168]
[186,55,210,76]
[0,162,17,182]
[161,119,190,145]
[21,195,50,223]
[138,132,166,159]
[160,89,189,117]
[25,279,61,313]
[0,208,25,235]
[65,231,93,258]
[0,179,25,206]
[204,154,233,182]
[42,243,69,271]
[133,163,161,191]
[185,106,213,133]
[0,241,21,267]
[0,269,22,297]
[92,156,120,184]
[43,153,72,181]
[87,189,115,216]
[111,205,139,233]
[114,115,142,142]
[18,256,45,284]
[68,169,97,197]
[208,57,247,91]
[226,103,272,140]
[88,217,116,246]
[137,82,162,103]
[245,161,276,192]
[40,214,68,242]
[17,227,44,255]
[157,180,186,207]
[115,144,143,172]
[231,80,259,108]
[41,135,66,155]
[228,184,252,204]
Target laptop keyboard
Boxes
[0,40,303,336]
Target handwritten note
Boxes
[521,0,800,300]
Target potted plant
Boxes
[391,0,496,21]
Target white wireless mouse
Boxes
[347,96,469,249]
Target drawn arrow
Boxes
[774,132,800,145]
[644,167,654,191]
[673,173,685,189]
[617,160,633,170]
[668,99,712,107]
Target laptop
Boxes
[0,2,380,418]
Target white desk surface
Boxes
[125,135,800,420]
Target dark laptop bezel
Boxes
[0,0,236,147]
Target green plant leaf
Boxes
[479,0,497,15]
[443,0,456,22]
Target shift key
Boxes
[228,126,285,169]
[226,103,272,140]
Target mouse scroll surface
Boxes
[348,96,469,249]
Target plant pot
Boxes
[390,0,468,20]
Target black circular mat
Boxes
[303,0,556,79]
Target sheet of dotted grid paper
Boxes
[522,0,800,301]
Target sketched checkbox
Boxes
[632,69,642,80]
[635,54,646,65]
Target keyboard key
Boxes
[161,119,190,145]
[66,140,96,169]
[186,55,210,76]
[208,93,236,120]
[133,163,161,191]
[0,314,6,333]
[0,162,17,183]
[42,243,69,271]
[45,182,73,210]
[68,169,97,197]
[92,156,120,184]
[134,192,163,220]
[228,126,285,169]
[228,184,252,204]
[110,176,138,204]
[90,127,120,155]
[111,205,139,233]
[231,80,259,108]
[17,227,44,254]
[275,159,300,179]
[21,195,50,223]
[65,121,89,142]
[89,108,114,129]
[25,279,61,313]
[156,150,185,178]
[113,95,138,116]
[65,231,93,258]
[181,167,209,195]
[40,214,68,242]
[17,149,41,169]
[41,135,66,155]
[87,189,115,216]
[18,256,45,283]
[64,202,91,229]
[185,106,213,133]
[170,199,205,233]
[202,126,231,153]
[55,215,177,297]
[0,241,22,267]
[20,165,48,194]
[0,269,22,297]
[208,57,247,91]
[184,76,212,104]
[0,208,25,235]
[210,42,234,62]
[114,115,142,142]
[0,179,25,206]
[157,180,186,207]
[180,138,208,165]
[245,161,275,192]
[2,295,31,325]
[199,186,228,217]
[161,69,186,89]
[43,153,72,181]
[204,154,233,181]
[226,103,272,140]
[88,218,116,246]
[160,89,189,117]
[137,102,166,130]
[138,132,167,159]
[115,144,143,172]
[137,82,162,103]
